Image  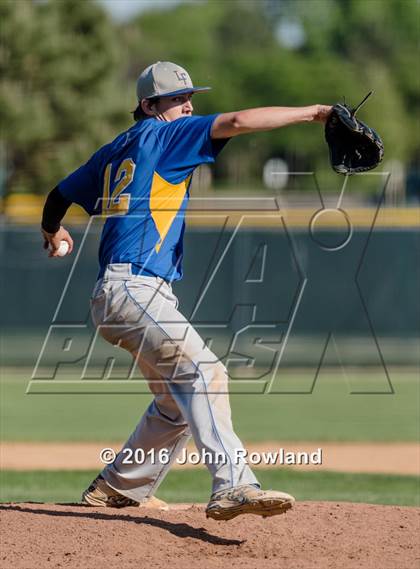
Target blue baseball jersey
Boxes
[58,115,228,281]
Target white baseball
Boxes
[56,240,70,257]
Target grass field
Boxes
[1,368,418,442]
[1,469,418,507]
[2,368,419,508]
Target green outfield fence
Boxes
[0,221,419,370]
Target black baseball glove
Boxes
[325,91,384,175]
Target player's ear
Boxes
[140,98,157,117]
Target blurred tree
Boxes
[121,0,419,188]
[120,1,289,184]
[0,0,127,195]
[266,0,419,162]
[1,0,418,196]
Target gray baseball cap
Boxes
[136,61,211,101]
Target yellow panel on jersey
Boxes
[150,172,191,252]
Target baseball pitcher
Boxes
[41,62,332,521]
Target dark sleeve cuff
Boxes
[41,186,72,233]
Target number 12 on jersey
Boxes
[102,158,136,216]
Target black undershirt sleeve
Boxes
[41,186,72,233]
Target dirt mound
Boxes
[0,502,418,569]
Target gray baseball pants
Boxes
[90,263,259,502]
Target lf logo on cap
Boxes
[174,70,188,85]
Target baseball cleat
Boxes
[81,475,168,510]
[205,484,295,521]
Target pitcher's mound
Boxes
[0,501,418,569]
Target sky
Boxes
[98,0,182,21]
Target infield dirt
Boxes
[3,441,419,474]
[1,501,418,569]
